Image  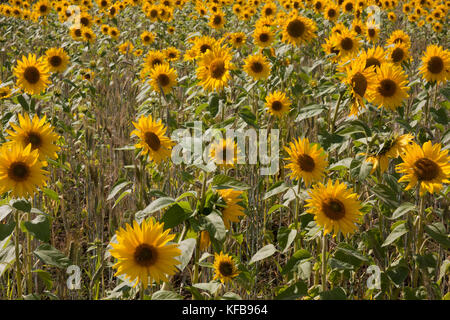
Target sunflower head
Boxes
[44,47,70,73]
[196,44,233,92]
[209,138,240,168]
[305,179,362,237]
[281,13,317,46]
[265,91,291,117]
[243,53,271,80]
[217,188,246,229]
[149,63,178,94]
[13,53,50,95]
[109,218,181,288]
[419,45,450,84]
[213,252,240,284]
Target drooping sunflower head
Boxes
[305,179,362,237]
[44,47,70,73]
[217,188,246,229]
[281,13,317,46]
[243,53,271,80]
[213,252,240,284]
[13,53,50,95]
[367,63,409,111]
[265,91,291,117]
[284,137,328,186]
[0,143,48,198]
[131,115,174,163]
[6,113,60,162]
[196,44,233,92]
[396,141,450,196]
[149,63,178,94]
[109,218,181,288]
[419,45,450,84]
[209,138,240,168]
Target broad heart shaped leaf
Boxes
[136,197,176,220]
[382,221,408,247]
[389,202,416,220]
[282,249,312,275]
[193,282,221,295]
[0,236,17,277]
[161,203,190,230]
[0,205,12,222]
[151,290,183,300]
[34,244,71,269]
[212,174,250,190]
[10,199,31,213]
[424,222,450,249]
[275,280,307,300]
[249,244,277,264]
[333,243,369,269]
[319,287,347,300]
[23,215,51,242]
[277,227,297,253]
[176,238,196,272]
[0,221,16,241]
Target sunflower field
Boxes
[0,0,449,302]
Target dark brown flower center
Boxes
[287,19,305,38]
[218,146,231,162]
[157,73,170,87]
[213,15,222,25]
[354,25,362,34]
[49,55,62,67]
[315,1,322,10]
[341,37,354,51]
[150,9,158,18]
[8,162,30,182]
[351,72,367,97]
[391,48,404,63]
[413,158,439,181]
[144,36,150,42]
[218,261,234,276]
[345,3,353,11]
[264,8,273,15]
[427,56,444,74]
[145,131,161,151]
[259,33,269,43]
[200,44,212,53]
[210,59,226,79]
[250,61,263,73]
[39,5,48,13]
[271,100,283,111]
[365,57,380,69]
[133,244,157,267]
[328,9,336,17]
[80,17,89,26]
[297,154,315,172]
[25,132,42,149]
[322,198,346,220]
[75,28,82,37]
[152,59,162,67]
[368,28,376,38]
[24,66,40,84]
[378,79,397,97]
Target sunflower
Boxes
[81,27,96,43]
[388,43,410,65]
[81,69,94,81]
[79,11,92,27]
[367,63,409,111]
[34,0,50,16]
[366,23,380,43]
[196,45,233,92]
[228,32,246,48]
[281,14,317,46]
[209,10,225,29]
[189,35,219,59]
[342,57,376,116]
[163,47,180,61]
[351,19,365,35]
[0,143,48,198]
[13,54,50,95]
[284,137,328,186]
[332,29,360,61]
[142,50,166,72]
[265,91,291,117]
[148,63,177,94]
[342,0,355,13]
[433,22,443,33]
[209,138,240,168]
[253,26,274,48]
[363,133,415,173]
[314,0,325,12]
[109,218,181,289]
[44,47,69,73]
[418,45,450,84]
[108,26,120,40]
[6,113,60,162]
[359,46,387,70]
[140,31,155,45]
[100,24,110,35]
[324,2,340,21]
[217,188,246,229]
[213,252,239,284]
[261,1,277,17]
[243,53,271,80]
[131,115,174,163]
[0,83,12,99]
[386,30,411,49]
[199,230,211,251]
[118,41,134,55]
[305,179,362,237]
[396,141,450,196]
[388,11,396,21]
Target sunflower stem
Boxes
[330,91,343,133]
[14,210,22,299]
[413,191,425,287]
[321,232,327,291]
[26,211,32,295]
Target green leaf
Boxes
[193,282,221,295]
[386,260,409,286]
[11,199,31,213]
[333,243,369,268]
[23,215,51,242]
[282,249,311,275]
[263,183,289,200]
[176,238,196,272]
[275,280,307,300]
[267,204,289,215]
[208,94,219,117]
[320,287,347,300]
[249,244,277,264]
[17,95,29,111]
[42,188,59,201]
[295,104,325,121]
[0,205,12,222]
[424,222,450,249]
[0,221,15,241]
[390,202,416,220]
[277,227,297,253]
[382,221,408,247]
[204,210,226,242]
[212,174,250,190]
[329,258,354,270]
[0,236,16,277]
[33,269,53,290]
[34,244,70,268]
[359,161,373,180]
[151,290,183,300]
[162,203,190,230]
[138,197,176,220]
[238,106,258,128]
[221,292,242,300]
[107,181,132,201]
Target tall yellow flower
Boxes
[217,188,246,229]
[44,48,70,73]
[13,54,50,95]
[196,45,233,92]
[419,45,450,84]
[243,53,271,81]
[213,252,239,284]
